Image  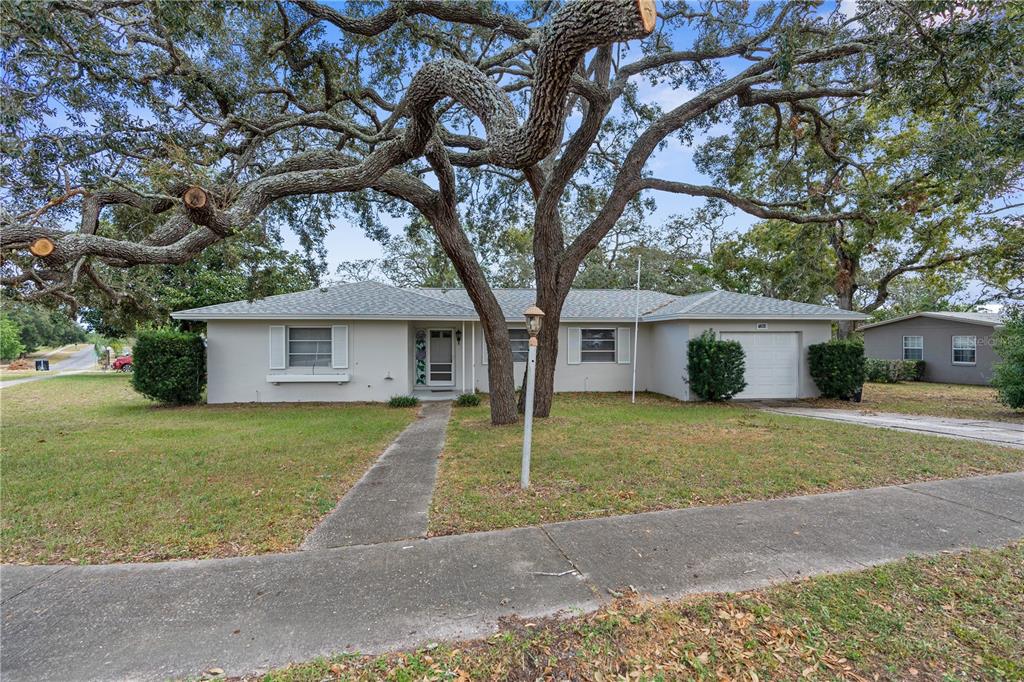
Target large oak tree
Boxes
[3,0,1020,423]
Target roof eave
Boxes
[642,313,868,322]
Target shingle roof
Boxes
[417,287,679,321]
[860,310,1005,330]
[172,281,864,321]
[171,280,475,319]
[643,290,868,320]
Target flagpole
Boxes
[631,255,641,403]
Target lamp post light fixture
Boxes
[520,305,545,489]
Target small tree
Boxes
[808,340,865,400]
[992,307,1024,410]
[687,330,746,401]
[131,329,206,405]
[0,318,26,362]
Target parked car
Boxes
[112,354,133,372]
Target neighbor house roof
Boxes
[172,280,866,322]
[859,310,1005,330]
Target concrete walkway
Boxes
[302,401,452,549]
[2,472,1022,682]
[764,407,1024,449]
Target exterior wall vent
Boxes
[756,322,768,330]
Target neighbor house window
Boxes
[903,335,924,360]
[288,327,332,367]
[952,335,977,364]
[581,328,616,362]
[509,329,529,362]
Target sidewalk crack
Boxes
[1,566,69,606]
[900,486,1023,525]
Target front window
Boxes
[509,329,529,362]
[903,335,924,361]
[288,327,332,367]
[581,328,616,363]
[952,336,977,364]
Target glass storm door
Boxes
[428,329,454,386]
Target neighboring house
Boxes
[171,281,866,404]
[861,311,1004,385]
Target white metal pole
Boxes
[631,255,641,403]
[520,337,538,489]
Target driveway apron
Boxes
[302,400,452,549]
[762,407,1024,449]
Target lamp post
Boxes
[521,304,545,489]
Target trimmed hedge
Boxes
[864,358,925,383]
[388,395,420,408]
[687,329,746,401]
[808,340,865,400]
[130,329,206,404]
[455,392,481,407]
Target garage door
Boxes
[720,332,799,399]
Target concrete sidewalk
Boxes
[3,472,1022,682]
[302,401,451,549]
[764,406,1024,449]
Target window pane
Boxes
[290,328,331,341]
[581,350,615,363]
[952,336,976,350]
[582,329,615,341]
[903,336,923,349]
[903,348,923,360]
[288,354,331,367]
[953,349,976,363]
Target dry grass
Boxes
[1,374,415,564]
[250,543,1024,681]
[428,392,1024,535]
[806,381,1023,423]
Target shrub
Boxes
[687,329,746,401]
[130,329,206,404]
[455,392,481,407]
[388,395,420,408]
[864,358,925,383]
[808,340,865,400]
[992,307,1024,410]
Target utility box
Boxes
[34,359,50,371]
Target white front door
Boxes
[427,328,455,386]
[720,332,800,399]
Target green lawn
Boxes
[0,374,415,564]
[429,393,1024,535]
[257,543,1024,681]
[811,381,1023,423]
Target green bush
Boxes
[130,329,206,404]
[864,358,925,383]
[687,329,746,401]
[455,392,481,407]
[0,317,26,362]
[992,307,1024,410]
[809,340,865,400]
[388,395,420,408]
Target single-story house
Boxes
[861,311,1005,385]
[171,281,866,403]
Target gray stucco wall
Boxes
[648,320,690,400]
[863,318,997,385]
[207,319,410,403]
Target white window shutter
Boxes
[617,327,632,364]
[481,333,488,365]
[568,327,581,365]
[269,325,286,369]
[331,325,349,369]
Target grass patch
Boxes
[252,543,1024,681]
[0,374,415,564]
[810,381,1022,422]
[429,393,1024,535]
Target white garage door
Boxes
[720,332,799,399]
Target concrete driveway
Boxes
[764,406,1024,449]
